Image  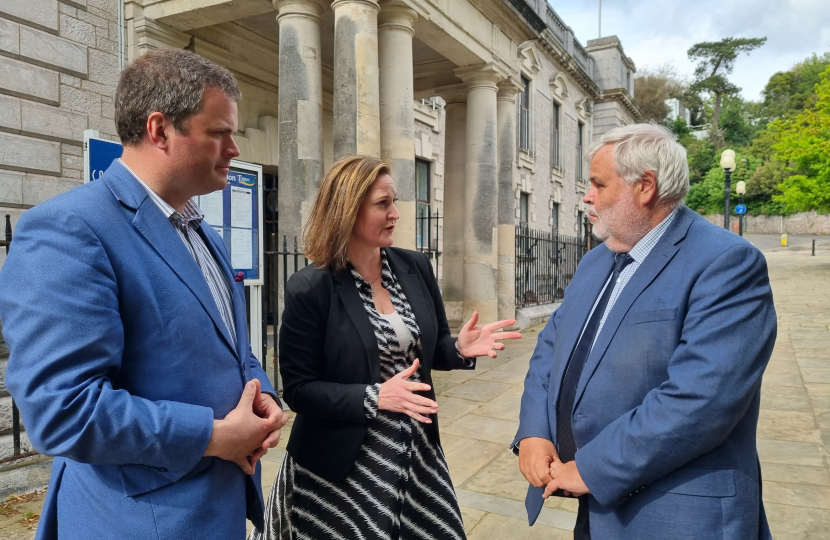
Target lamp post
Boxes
[720,149,736,230]
[736,180,746,237]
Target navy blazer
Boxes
[515,206,777,539]
[0,161,277,540]
[279,247,475,482]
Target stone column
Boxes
[456,64,505,324]
[378,1,417,250]
[332,0,381,159]
[496,77,523,322]
[438,87,468,327]
[274,0,326,247]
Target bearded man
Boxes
[513,123,776,539]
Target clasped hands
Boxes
[518,437,589,498]
[204,379,289,475]
[378,311,523,423]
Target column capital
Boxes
[331,0,380,13]
[378,1,418,34]
[432,83,467,106]
[454,63,509,90]
[497,76,524,103]
[274,0,328,25]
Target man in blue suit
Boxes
[514,123,776,539]
[0,50,287,539]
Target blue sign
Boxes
[86,137,123,183]
[735,204,747,215]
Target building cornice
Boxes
[596,87,643,121]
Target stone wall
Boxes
[704,212,830,236]
[0,0,121,246]
[414,98,446,285]
[515,46,591,239]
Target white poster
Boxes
[213,226,223,237]
[231,228,253,270]
[230,186,252,229]
[199,191,224,227]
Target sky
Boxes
[549,0,830,101]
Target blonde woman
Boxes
[253,156,522,539]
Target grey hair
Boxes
[584,123,689,205]
[115,49,242,146]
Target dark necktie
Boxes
[557,253,634,463]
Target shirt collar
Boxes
[119,159,204,230]
[627,206,680,264]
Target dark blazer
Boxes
[280,247,474,482]
[514,206,777,539]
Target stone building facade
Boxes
[0,0,641,328]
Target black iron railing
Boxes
[0,214,25,460]
[415,210,442,265]
[515,224,597,308]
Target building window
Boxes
[551,202,559,233]
[519,75,531,152]
[576,121,584,182]
[551,102,561,169]
[519,192,529,226]
[416,159,430,250]
[577,210,584,237]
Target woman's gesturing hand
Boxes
[378,359,438,423]
[457,310,523,358]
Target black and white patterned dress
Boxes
[251,250,468,540]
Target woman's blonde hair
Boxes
[303,155,391,271]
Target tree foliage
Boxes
[687,37,767,140]
[633,65,687,122]
[761,53,830,121]
[770,66,830,212]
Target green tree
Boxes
[687,37,767,142]
[771,67,830,212]
[762,53,830,120]
[633,65,687,122]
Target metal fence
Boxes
[262,236,309,390]
[0,214,26,461]
[415,209,442,265]
[515,224,597,308]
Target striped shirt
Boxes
[583,206,679,350]
[120,160,237,347]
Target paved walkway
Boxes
[3,235,830,539]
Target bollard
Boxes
[781,233,788,247]
[813,239,816,256]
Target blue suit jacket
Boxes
[514,206,776,539]
[0,161,277,540]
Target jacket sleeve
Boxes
[278,271,369,424]
[576,244,777,507]
[512,306,561,450]
[0,208,213,481]
[421,252,475,371]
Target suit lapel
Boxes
[549,246,615,409]
[334,268,381,382]
[572,208,694,411]
[105,162,238,358]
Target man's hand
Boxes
[518,437,560,488]
[249,380,289,466]
[544,459,590,498]
[203,380,280,474]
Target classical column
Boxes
[438,87,467,327]
[378,1,417,250]
[496,77,523,322]
[455,64,505,324]
[332,0,381,159]
[274,0,326,247]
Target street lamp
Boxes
[736,180,746,237]
[720,149,736,230]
